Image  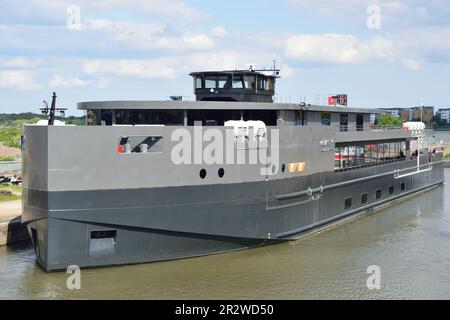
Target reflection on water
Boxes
[1,170,450,300]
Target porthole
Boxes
[199,169,207,179]
[218,168,225,178]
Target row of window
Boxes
[335,141,407,171]
[344,183,406,209]
[194,75,275,91]
[87,109,370,129]
[87,109,279,126]
[320,112,364,131]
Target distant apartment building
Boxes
[437,108,450,124]
[380,106,434,123]
[411,106,434,123]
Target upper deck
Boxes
[77,100,382,114]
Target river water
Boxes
[1,150,450,299]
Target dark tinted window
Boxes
[188,110,241,126]
[345,198,352,209]
[115,110,183,126]
[361,193,368,204]
[376,189,382,199]
[243,110,277,126]
[389,186,394,195]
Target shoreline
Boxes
[0,200,28,246]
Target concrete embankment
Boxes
[0,200,29,246]
[0,161,21,175]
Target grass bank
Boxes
[0,183,21,202]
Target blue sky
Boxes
[1,0,450,115]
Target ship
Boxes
[21,68,445,271]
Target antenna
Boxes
[39,92,67,125]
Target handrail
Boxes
[275,159,444,201]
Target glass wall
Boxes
[335,141,407,170]
[115,110,183,126]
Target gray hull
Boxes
[23,157,444,271]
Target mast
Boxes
[48,92,57,126]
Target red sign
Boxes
[328,96,336,105]
[328,94,348,106]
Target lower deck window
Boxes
[389,186,394,195]
[345,198,352,209]
[376,189,382,199]
[361,193,368,204]
[401,183,406,191]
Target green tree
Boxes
[378,114,403,127]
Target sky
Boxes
[0,0,450,115]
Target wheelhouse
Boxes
[190,70,277,103]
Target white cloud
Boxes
[81,18,215,51]
[0,0,206,25]
[211,26,228,38]
[82,59,177,80]
[48,75,91,88]
[401,58,423,70]
[285,33,395,64]
[181,34,215,50]
[279,64,297,77]
[1,56,41,69]
[287,0,450,26]
[0,70,42,91]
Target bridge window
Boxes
[205,77,216,89]
[218,76,230,88]
[232,76,244,88]
[195,76,202,89]
[265,78,275,91]
[258,77,266,90]
[243,75,256,89]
